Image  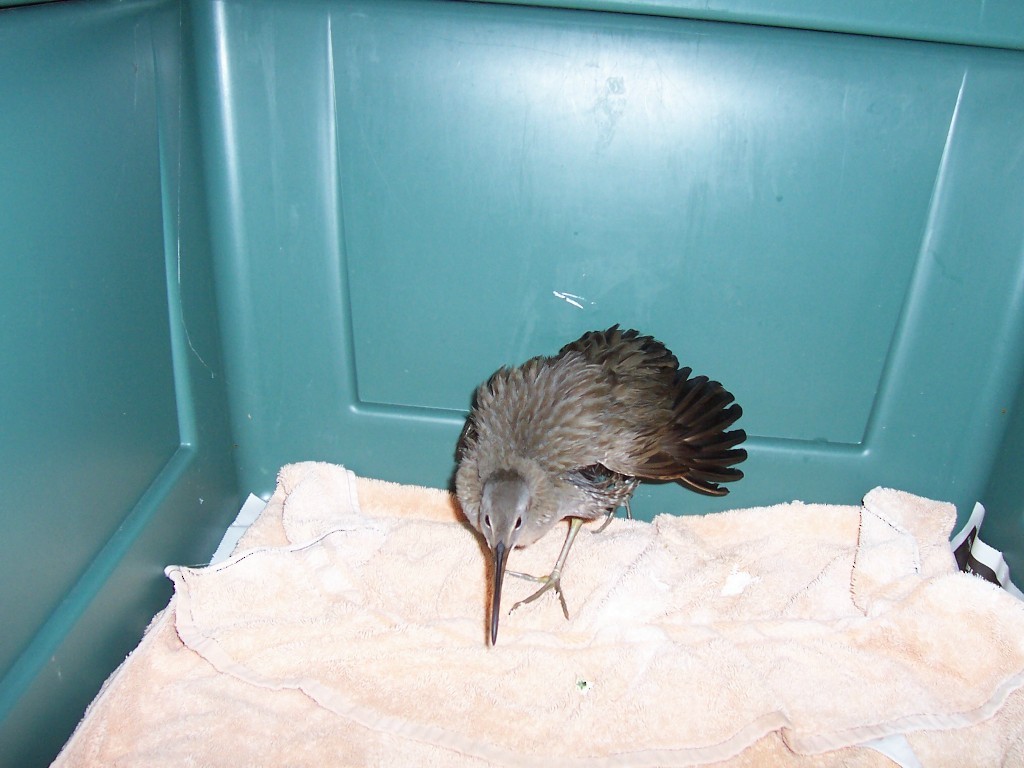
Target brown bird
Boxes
[455,325,747,644]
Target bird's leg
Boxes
[593,497,632,534]
[507,517,584,620]
[593,508,616,534]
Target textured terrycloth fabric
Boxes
[54,462,1024,767]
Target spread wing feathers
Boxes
[567,326,747,496]
[603,368,747,495]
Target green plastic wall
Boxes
[0,1,239,764]
[198,0,1024,516]
[1,0,1023,764]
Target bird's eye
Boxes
[484,515,491,529]
[514,517,522,530]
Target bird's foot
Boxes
[507,569,570,620]
[592,498,633,534]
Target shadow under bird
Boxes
[455,325,747,645]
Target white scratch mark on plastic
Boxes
[165,23,215,381]
[552,290,589,309]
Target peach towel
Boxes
[55,462,1024,766]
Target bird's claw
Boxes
[592,498,633,535]
[593,512,615,534]
[507,570,571,620]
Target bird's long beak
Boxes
[490,541,509,645]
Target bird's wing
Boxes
[602,372,747,496]
[559,325,679,377]
[559,326,746,496]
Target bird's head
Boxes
[479,469,530,551]
[478,469,532,645]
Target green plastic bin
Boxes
[2,0,1023,763]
